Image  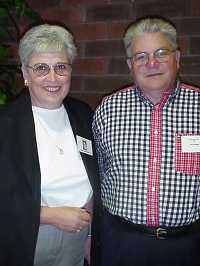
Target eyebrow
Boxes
[133,47,171,55]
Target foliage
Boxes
[0,0,42,103]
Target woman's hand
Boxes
[40,206,91,233]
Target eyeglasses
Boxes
[129,48,176,66]
[26,63,72,77]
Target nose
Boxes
[148,54,157,66]
[47,67,57,80]
[146,54,158,67]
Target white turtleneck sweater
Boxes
[32,105,93,208]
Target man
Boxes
[92,17,200,266]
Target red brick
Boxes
[136,0,189,17]
[60,0,105,5]
[85,40,125,57]
[86,4,130,22]
[108,21,130,39]
[177,36,190,55]
[69,92,103,110]
[109,0,134,2]
[73,58,107,75]
[27,0,60,9]
[83,76,132,94]
[5,0,200,109]
[180,56,200,75]
[19,17,33,36]
[7,43,19,60]
[191,0,200,16]
[70,76,83,91]
[190,37,200,54]
[76,42,85,58]
[71,22,109,41]
[174,18,200,35]
[39,6,82,24]
[108,57,129,74]
[180,75,200,87]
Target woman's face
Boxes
[23,50,71,109]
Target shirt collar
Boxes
[135,80,180,108]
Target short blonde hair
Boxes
[19,24,77,65]
[124,17,177,58]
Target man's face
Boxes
[127,32,180,93]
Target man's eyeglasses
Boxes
[26,63,72,77]
[129,48,176,66]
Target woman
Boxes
[0,24,101,266]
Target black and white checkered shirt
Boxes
[92,82,200,227]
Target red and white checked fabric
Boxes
[93,82,200,227]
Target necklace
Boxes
[34,114,66,155]
[56,146,64,155]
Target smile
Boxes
[44,86,60,92]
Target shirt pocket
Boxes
[175,133,200,175]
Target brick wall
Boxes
[26,0,200,109]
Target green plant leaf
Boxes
[24,7,42,22]
[0,7,8,18]
[0,0,41,102]
[0,91,7,104]
[15,0,26,18]
[0,45,9,59]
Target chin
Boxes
[146,81,168,90]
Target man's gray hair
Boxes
[124,17,177,58]
[19,24,77,65]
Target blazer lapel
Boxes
[65,102,78,139]
[13,92,41,200]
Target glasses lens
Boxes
[33,63,49,76]
[155,49,171,63]
[133,53,148,66]
[54,63,72,76]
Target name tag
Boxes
[181,136,200,152]
[76,135,93,156]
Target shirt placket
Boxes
[146,97,167,226]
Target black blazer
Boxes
[0,90,101,266]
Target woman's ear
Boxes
[21,65,29,86]
[21,65,28,80]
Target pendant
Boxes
[58,147,64,155]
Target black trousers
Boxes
[100,211,200,266]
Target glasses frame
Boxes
[129,48,177,67]
[26,62,72,77]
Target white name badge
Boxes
[76,135,93,156]
[181,136,200,152]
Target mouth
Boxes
[146,73,163,78]
[44,86,60,92]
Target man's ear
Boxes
[127,58,132,71]
[175,50,181,69]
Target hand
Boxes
[40,206,91,233]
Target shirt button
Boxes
[154,130,158,135]
[153,158,157,163]
[152,186,155,192]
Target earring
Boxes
[24,80,28,86]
